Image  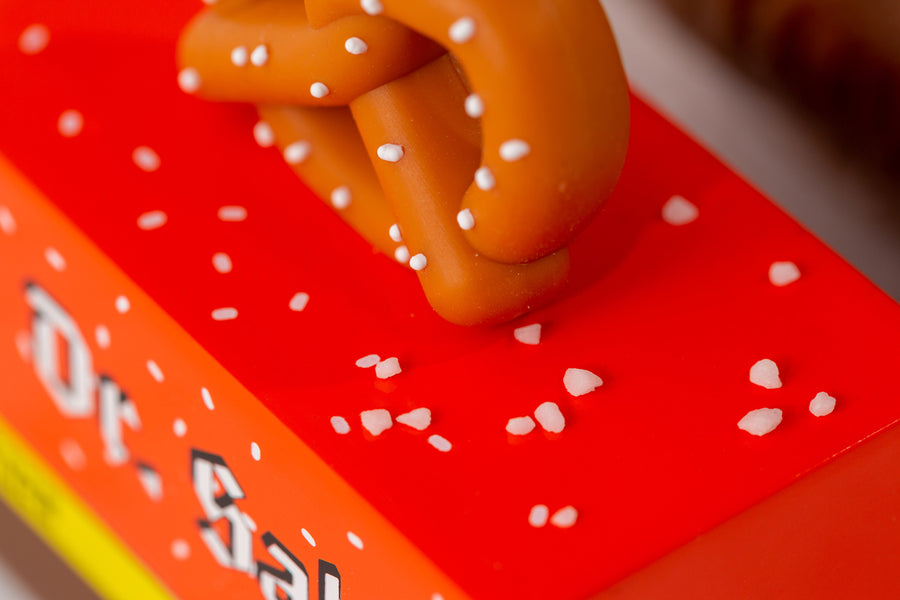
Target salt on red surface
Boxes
[374,357,401,379]
[360,409,392,436]
[550,506,578,528]
[137,210,167,231]
[330,416,351,434]
[57,109,84,138]
[534,401,565,433]
[661,194,698,225]
[749,358,782,389]
[809,392,837,417]
[506,416,536,436]
[563,368,603,396]
[738,408,783,436]
[528,504,549,527]
[769,261,801,287]
[513,323,542,345]
[396,408,431,431]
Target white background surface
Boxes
[2,1,898,598]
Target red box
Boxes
[2,2,900,599]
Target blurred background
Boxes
[2,0,899,597]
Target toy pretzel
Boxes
[177,0,629,325]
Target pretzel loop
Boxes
[178,0,629,325]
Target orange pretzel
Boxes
[178,0,629,325]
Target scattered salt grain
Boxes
[331,185,351,209]
[396,408,431,431]
[809,392,836,417]
[534,402,565,433]
[57,109,83,137]
[513,323,541,345]
[661,195,699,226]
[173,418,187,437]
[448,17,476,44]
[44,247,65,271]
[59,438,86,470]
[377,143,404,162]
[564,368,603,397]
[749,358,782,389]
[409,253,427,271]
[738,407,783,436]
[361,409,392,436]
[355,354,380,368]
[506,416,536,436]
[345,37,368,55]
[218,205,247,222]
[284,140,311,165]
[212,252,233,273]
[115,295,131,314]
[230,46,249,67]
[211,307,238,321]
[499,139,530,162]
[769,261,801,287]
[250,45,268,67]
[428,434,452,452]
[289,292,310,312]
[389,224,403,242]
[171,539,190,561]
[529,505,550,527]
[457,208,475,230]
[201,387,215,410]
[253,121,275,148]
[177,67,201,93]
[347,531,364,550]
[18,24,50,55]
[146,359,164,382]
[550,506,578,528]
[137,210,167,230]
[95,325,111,349]
[474,166,495,190]
[375,357,401,379]
[331,416,351,434]
[250,442,261,461]
[464,93,484,118]
[0,206,16,235]
[310,82,330,98]
[360,0,383,15]
[394,245,411,264]
[133,146,161,172]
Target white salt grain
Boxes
[564,368,603,396]
[177,68,202,93]
[284,140,311,165]
[809,392,836,417]
[355,354,380,368]
[738,407,783,436]
[44,247,66,271]
[211,307,239,321]
[513,323,541,345]
[360,0,383,15]
[170,539,191,561]
[428,434,452,452]
[137,210,167,230]
[289,292,310,312]
[331,416,351,434]
[173,418,187,437]
[528,504,549,527]
[133,146,161,172]
[95,325,111,349]
[396,408,431,431]
[250,45,269,67]
[375,357,401,379]
[661,195,699,226]
[253,121,275,148]
[212,252,232,273]
[499,139,530,162]
[250,442,261,461]
[506,416,536,436]
[457,208,475,231]
[464,93,484,118]
[115,295,131,314]
[394,245,410,264]
[550,506,578,528]
[361,409,392,436]
[57,109,84,137]
[749,358,782,389]
[534,401,565,433]
[218,205,247,222]
[769,261,801,287]
[18,24,50,55]
[345,37,368,55]
[448,17,476,44]
[0,206,16,235]
[347,531,364,550]
[377,143,404,162]
[201,387,215,410]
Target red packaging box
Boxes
[2,2,900,599]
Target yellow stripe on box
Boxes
[0,416,176,600]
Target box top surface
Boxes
[2,2,900,598]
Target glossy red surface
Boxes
[2,2,900,598]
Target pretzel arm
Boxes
[350,55,570,325]
[178,0,445,106]
[307,0,630,264]
[257,105,400,258]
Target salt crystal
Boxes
[661,195,699,226]
[44,247,65,271]
[211,307,238,321]
[396,408,431,431]
[170,539,190,560]
[253,121,275,148]
[737,407,783,436]
[212,252,232,273]
[809,392,836,417]
[355,354,380,368]
[769,261,801,287]
[0,206,16,235]
[218,205,247,222]
[528,504,549,527]
[331,416,351,434]
[115,295,131,314]
[749,358,782,389]
[57,109,84,137]
[137,210,167,230]
[513,323,541,345]
[361,409,392,436]
[534,402,565,433]
[289,292,310,312]
[201,387,215,410]
[506,416,536,435]
[173,418,187,437]
[564,368,603,396]
[347,531,364,550]
[18,24,50,55]
[132,146,161,172]
[428,434,452,452]
[550,505,578,528]
[250,442,261,461]
[375,357,401,379]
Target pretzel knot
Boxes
[178,0,629,325]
